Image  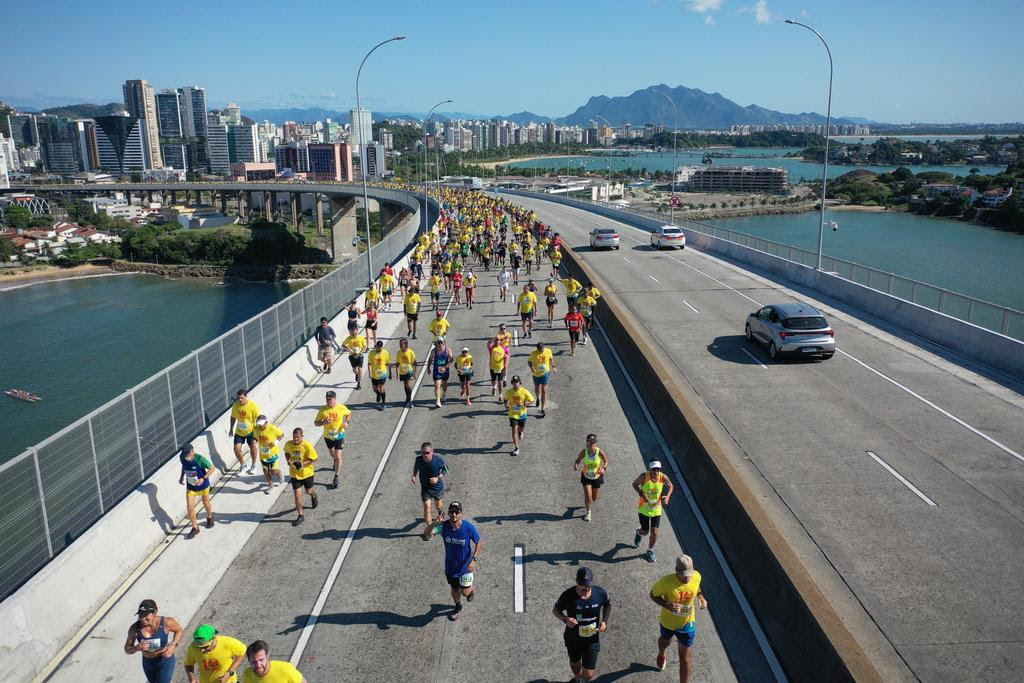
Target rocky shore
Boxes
[108,261,336,282]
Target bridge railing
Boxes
[0,191,433,602]
[525,191,1024,341]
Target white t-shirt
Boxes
[497,271,510,287]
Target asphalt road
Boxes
[182,269,780,680]
[509,193,1024,682]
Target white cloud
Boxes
[737,0,778,24]
[705,14,716,25]
[688,0,724,13]
[800,8,809,18]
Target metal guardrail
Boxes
[0,192,431,602]
[525,191,1024,342]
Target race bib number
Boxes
[538,363,548,373]
[186,474,201,486]
[260,444,271,455]
[237,421,250,432]
[326,429,340,440]
[644,500,660,513]
[578,623,598,638]
[400,363,413,375]
[585,467,600,480]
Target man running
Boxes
[544,278,559,326]
[527,341,556,417]
[315,317,336,374]
[439,501,484,622]
[394,337,417,407]
[254,415,284,491]
[574,433,609,522]
[341,329,367,390]
[412,441,448,541]
[184,624,246,683]
[553,567,611,683]
[283,428,318,526]
[428,337,453,407]
[179,445,216,539]
[428,272,443,310]
[632,460,674,562]
[503,375,535,456]
[380,269,397,310]
[562,275,583,311]
[649,555,707,681]
[550,247,563,277]
[564,305,585,356]
[577,291,597,346]
[455,346,474,406]
[428,309,451,340]
[314,390,351,489]
[242,640,306,683]
[229,389,260,474]
[496,267,510,302]
[488,334,509,399]
[367,340,391,410]
[464,269,477,309]
[452,268,464,305]
[518,284,538,339]
[404,287,421,339]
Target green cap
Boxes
[192,624,217,645]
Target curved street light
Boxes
[422,99,453,237]
[653,90,678,225]
[786,19,833,271]
[355,35,405,285]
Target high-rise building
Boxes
[377,128,394,150]
[123,79,162,168]
[225,103,242,125]
[227,124,258,164]
[36,115,84,173]
[275,142,309,173]
[5,114,39,148]
[350,108,372,150]
[360,142,386,178]
[0,145,9,190]
[0,133,19,173]
[178,86,208,138]
[205,113,230,174]
[308,143,354,181]
[94,114,147,173]
[75,120,99,171]
[155,89,189,170]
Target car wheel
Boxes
[614,245,620,250]
[768,342,779,360]
[744,323,753,341]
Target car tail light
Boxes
[779,331,788,339]
[827,329,834,337]
[612,234,619,239]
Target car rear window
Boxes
[596,228,616,235]
[663,228,682,234]
[782,316,828,330]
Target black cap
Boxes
[586,433,597,442]
[576,567,594,586]
[326,390,336,399]
[448,501,463,513]
[135,599,157,616]
[511,374,521,383]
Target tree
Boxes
[3,204,31,229]
[0,236,14,262]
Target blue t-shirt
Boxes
[315,325,336,346]
[414,454,447,494]
[441,520,480,577]
[180,454,213,492]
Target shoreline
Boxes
[475,155,572,170]
[0,264,119,290]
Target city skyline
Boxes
[2,0,1022,123]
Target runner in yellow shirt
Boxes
[550,248,562,277]
[365,282,381,308]
[368,340,392,411]
[518,285,538,339]
[283,427,318,525]
[184,624,246,683]
[503,375,536,457]
[341,331,367,390]
[242,640,306,683]
[428,274,443,310]
[562,276,582,311]
[543,278,560,326]
[404,287,422,338]
[464,270,478,309]
[527,341,556,417]
[632,461,674,562]
[229,389,260,474]
[429,310,452,339]
[379,271,397,310]
[455,346,474,406]
[649,554,707,679]
[254,415,284,489]
[393,337,418,406]
[314,390,351,489]
[522,244,535,275]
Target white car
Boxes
[589,227,620,250]
[650,225,686,249]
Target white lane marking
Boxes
[866,451,937,506]
[667,253,763,305]
[592,324,786,681]
[648,274,661,283]
[840,350,1024,464]
[513,329,519,346]
[623,257,632,263]
[741,348,768,368]
[513,545,525,613]
[290,296,454,666]
[683,300,700,314]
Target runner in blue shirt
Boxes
[440,501,484,621]
[412,442,448,540]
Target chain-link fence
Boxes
[0,192,429,602]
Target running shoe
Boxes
[310,493,318,509]
[467,589,475,603]
[583,510,592,522]
[356,382,361,390]
[657,655,667,672]
[540,409,546,418]
[332,475,340,489]
[646,548,657,563]
[292,515,305,527]
[206,517,215,529]
[448,603,463,621]
[633,529,643,548]
[511,448,520,457]
[247,464,256,475]
[186,527,199,539]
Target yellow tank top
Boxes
[638,472,665,516]
[582,447,604,480]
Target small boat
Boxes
[5,389,41,402]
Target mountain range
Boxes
[5,84,864,128]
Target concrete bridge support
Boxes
[379,203,409,238]
[330,196,359,263]
[263,191,272,222]
[316,195,326,236]
[290,192,300,229]
[220,192,228,214]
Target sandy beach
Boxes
[831,204,890,212]
[0,263,117,290]
[474,154,571,169]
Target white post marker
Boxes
[866,451,936,506]
[513,544,525,613]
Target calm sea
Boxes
[0,275,304,460]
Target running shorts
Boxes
[659,624,696,648]
[349,355,364,368]
[509,416,527,431]
[433,369,450,382]
[233,434,256,446]
[638,513,662,531]
[564,633,601,669]
[318,346,334,362]
[581,474,604,488]
[291,475,314,491]
[325,437,345,450]
[569,330,580,342]
[533,373,550,386]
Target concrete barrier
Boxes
[558,243,883,682]
[0,199,431,682]
[502,189,1024,381]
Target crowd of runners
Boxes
[133,187,706,683]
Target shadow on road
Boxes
[474,507,578,526]
[524,542,641,567]
[706,335,765,365]
[279,602,450,634]
[301,520,420,542]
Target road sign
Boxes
[671,195,680,208]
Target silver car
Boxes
[650,225,686,249]
[745,302,835,360]
[589,227,620,250]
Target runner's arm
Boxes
[631,474,645,496]
[124,623,140,654]
[161,617,183,657]
[662,476,674,504]
[600,600,612,630]
[552,605,575,626]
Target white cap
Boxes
[462,346,469,352]
[675,554,695,579]
[648,460,662,470]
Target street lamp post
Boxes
[356,35,405,285]
[653,90,678,225]
[423,99,453,236]
[786,19,833,271]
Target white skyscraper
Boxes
[225,103,242,125]
[205,114,230,174]
[361,142,386,178]
[350,108,373,150]
[0,145,9,190]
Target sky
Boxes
[2,0,1022,123]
